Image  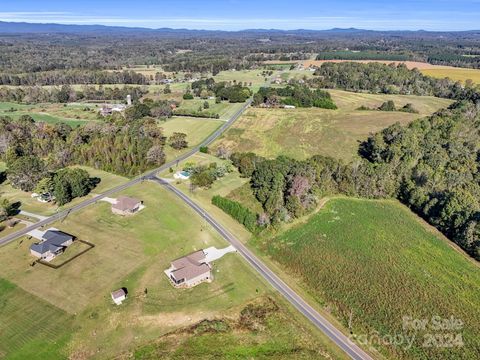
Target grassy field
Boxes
[421,67,480,84]
[212,90,452,162]
[0,165,129,216]
[0,278,73,360]
[173,99,245,120]
[0,181,276,358]
[0,102,101,126]
[160,117,224,161]
[255,198,480,359]
[129,297,332,359]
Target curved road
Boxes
[1,95,373,360]
[152,177,373,360]
[0,99,251,247]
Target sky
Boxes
[0,0,479,31]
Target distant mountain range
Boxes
[0,21,478,37]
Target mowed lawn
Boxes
[257,198,480,359]
[0,181,271,359]
[421,67,480,84]
[0,278,73,360]
[0,165,129,217]
[213,90,452,162]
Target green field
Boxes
[0,102,101,126]
[213,90,453,162]
[160,117,224,160]
[174,99,245,120]
[421,67,480,84]
[0,278,73,360]
[255,198,480,359]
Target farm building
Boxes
[30,229,74,262]
[111,196,143,216]
[111,288,127,305]
[165,250,211,288]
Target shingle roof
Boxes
[171,263,210,282]
[112,196,141,212]
[170,250,210,282]
[111,289,126,299]
[30,229,73,255]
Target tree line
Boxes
[312,62,480,101]
[0,70,148,86]
[253,85,337,109]
[0,85,147,104]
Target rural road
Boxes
[0,98,252,247]
[0,93,374,359]
[152,177,374,360]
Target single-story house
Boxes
[165,250,211,288]
[100,103,127,116]
[30,229,74,262]
[111,196,143,216]
[111,288,127,305]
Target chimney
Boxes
[126,94,132,106]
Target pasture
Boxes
[257,198,480,359]
[0,102,101,126]
[212,90,452,162]
[174,98,245,120]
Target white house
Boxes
[111,288,127,305]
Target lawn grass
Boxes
[0,278,73,360]
[212,90,452,162]
[0,181,277,358]
[255,197,480,359]
[421,67,480,84]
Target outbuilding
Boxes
[111,288,127,305]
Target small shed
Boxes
[111,288,127,305]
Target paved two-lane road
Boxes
[0,99,252,247]
[152,177,374,360]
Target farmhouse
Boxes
[30,229,74,262]
[165,250,211,288]
[111,288,127,305]
[111,196,143,216]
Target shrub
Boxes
[212,195,260,233]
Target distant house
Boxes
[111,196,143,216]
[100,103,127,117]
[283,105,296,109]
[111,288,127,305]
[30,229,74,262]
[173,171,191,180]
[165,250,211,288]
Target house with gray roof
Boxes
[30,229,74,262]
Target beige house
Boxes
[111,196,142,216]
[165,250,211,288]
